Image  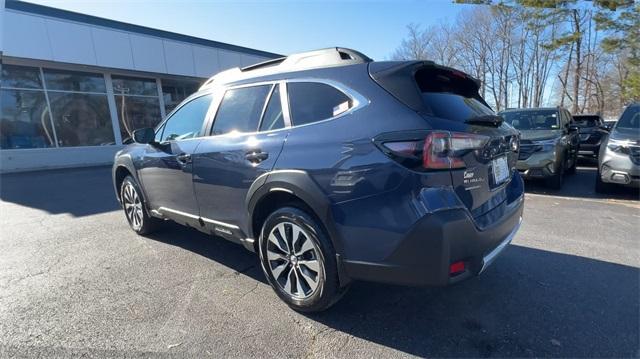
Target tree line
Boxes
[391,0,638,118]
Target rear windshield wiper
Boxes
[465,115,503,127]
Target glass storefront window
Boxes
[0,89,55,149]
[161,79,200,114]
[115,95,162,143]
[112,76,163,143]
[43,69,107,93]
[48,92,115,147]
[112,76,158,97]
[1,65,171,148]
[1,64,43,89]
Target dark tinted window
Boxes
[0,90,55,149]
[502,110,560,130]
[1,64,43,89]
[212,85,271,135]
[287,82,351,126]
[416,68,493,122]
[161,79,200,114]
[259,86,284,132]
[43,69,106,93]
[616,105,640,130]
[573,115,601,127]
[112,76,157,96]
[159,94,212,142]
[48,92,114,146]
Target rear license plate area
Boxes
[492,156,509,185]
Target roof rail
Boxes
[200,47,372,90]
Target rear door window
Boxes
[287,82,351,126]
[212,85,271,135]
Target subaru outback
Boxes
[113,48,524,312]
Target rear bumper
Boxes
[342,193,524,287]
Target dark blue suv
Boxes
[113,48,524,312]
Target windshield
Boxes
[573,116,600,127]
[615,106,640,130]
[501,110,560,130]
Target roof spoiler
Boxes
[369,61,484,114]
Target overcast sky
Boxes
[24,0,469,60]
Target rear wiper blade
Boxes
[465,115,503,127]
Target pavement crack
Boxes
[304,326,336,359]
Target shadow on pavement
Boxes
[145,223,639,358]
[524,166,639,201]
[307,245,639,358]
[145,221,266,284]
[0,166,120,217]
[3,167,635,357]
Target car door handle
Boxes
[176,153,192,164]
[245,150,268,163]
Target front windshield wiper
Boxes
[465,115,503,127]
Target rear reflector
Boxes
[449,261,466,276]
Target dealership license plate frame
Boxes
[492,155,509,185]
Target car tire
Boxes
[120,175,161,235]
[258,206,344,312]
[546,164,564,189]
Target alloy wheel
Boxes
[123,182,144,231]
[266,222,322,299]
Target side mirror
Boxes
[132,127,156,144]
[568,124,579,133]
[599,125,610,132]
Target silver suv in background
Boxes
[500,107,579,189]
[596,103,640,193]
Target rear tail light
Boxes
[449,261,466,276]
[380,131,489,170]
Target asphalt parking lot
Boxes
[0,164,638,358]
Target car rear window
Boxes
[573,116,600,127]
[415,68,494,122]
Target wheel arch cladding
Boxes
[114,166,132,201]
[112,154,144,204]
[246,171,344,256]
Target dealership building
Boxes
[0,0,280,172]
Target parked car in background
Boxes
[499,107,579,189]
[604,119,617,131]
[112,48,524,312]
[573,114,608,159]
[596,103,640,193]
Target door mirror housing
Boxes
[568,124,580,133]
[132,127,156,144]
[599,125,610,132]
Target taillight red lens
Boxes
[383,141,419,156]
[449,261,466,276]
[423,132,451,169]
[381,131,488,170]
